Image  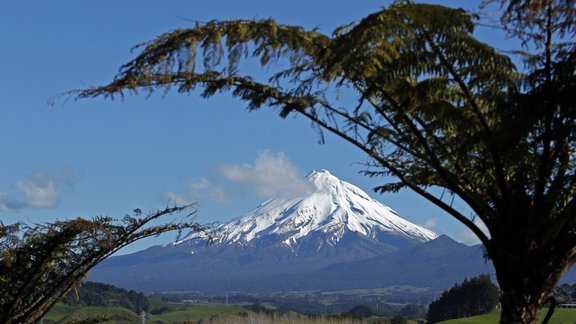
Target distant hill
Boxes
[62,281,149,313]
[297,234,494,291]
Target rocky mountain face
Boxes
[89,170,495,293]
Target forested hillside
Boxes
[61,281,149,313]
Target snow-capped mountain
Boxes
[176,169,437,253]
[91,170,453,293]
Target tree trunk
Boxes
[499,290,542,324]
[490,243,568,324]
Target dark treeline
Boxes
[427,274,499,323]
[556,283,576,303]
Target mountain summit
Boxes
[176,169,437,253]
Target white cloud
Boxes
[162,191,193,206]
[0,167,79,212]
[0,192,24,212]
[187,178,232,202]
[219,150,314,199]
[458,217,490,245]
[422,217,438,229]
[16,176,59,208]
[162,151,313,207]
[459,229,481,245]
[161,177,234,206]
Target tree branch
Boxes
[296,109,491,245]
[422,29,510,204]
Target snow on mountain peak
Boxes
[176,170,438,248]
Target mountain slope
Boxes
[302,235,495,290]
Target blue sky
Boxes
[0,1,508,253]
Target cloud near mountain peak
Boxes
[219,150,314,200]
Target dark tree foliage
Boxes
[0,204,207,323]
[427,274,500,323]
[245,303,275,315]
[399,303,427,319]
[61,281,150,313]
[346,304,382,319]
[70,1,575,323]
[555,283,576,303]
[390,314,408,324]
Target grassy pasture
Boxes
[438,308,576,324]
[44,303,405,323]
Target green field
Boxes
[43,304,140,323]
[43,304,370,323]
[262,285,433,311]
[43,303,247,323]
[43,303,410,323]
[149,303,248,322]
[44,301,576,324]
[439,309,576,324]
[320,285,431,297]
